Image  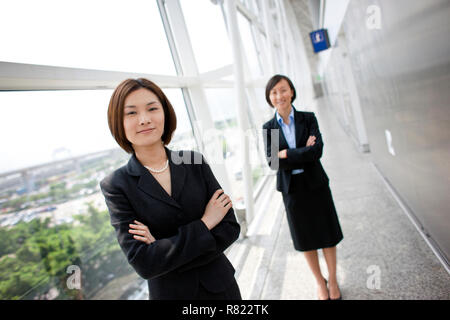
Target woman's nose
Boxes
[139,113,150,125]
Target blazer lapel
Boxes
[127,150,182,210]
[168,149,186,203]
[293,109,306,148]
[271,114,289,150]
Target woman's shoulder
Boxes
[295,109,315,117]
[100,164,128,192]
[262,116,277,129]
[294,110,318,124]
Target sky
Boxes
[0,0,236,174]
[0,90,116,173]
[0,88,196,174]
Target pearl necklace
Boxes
[144,160,169,173]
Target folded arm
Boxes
[176,155,240,273]
[262,114,324,170]
[100,179,217,280]
[262,124,305,171]
[285,114,324,164]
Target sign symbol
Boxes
[314,32,323,43]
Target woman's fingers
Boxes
[129,221,156,244]
[217,193,228,202]
[133,235,150,244]
[278,149,287,159]
[129,229,146,236]
[217,193,232,207]
[306,135,316,146]
[213,189,232,205]
[129,223,146,230]
[212,189,224,200]
[130,230,155,244]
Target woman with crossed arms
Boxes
[100,78,242,300]
[263,74,344,300]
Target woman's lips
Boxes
[138,128,155,134]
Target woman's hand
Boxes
[278,149,288,159]
[201,189,233,230]
[129,220,156,245]
[306,135,316,147]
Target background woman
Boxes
[100,78,241,300]
[262,74,343,300]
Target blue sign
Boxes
[309,29,330,53]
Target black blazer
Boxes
[100,147,240,299]
[262,108,329,193]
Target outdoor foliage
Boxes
[0,203,132,300]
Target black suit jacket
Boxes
[262,108,329,193]
[100,148,240,299]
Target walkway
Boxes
[226,97,450,300]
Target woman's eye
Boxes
[126,111,136,115]
[148,107,157,111]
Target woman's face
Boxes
[269,79,294,113]
[123,88,165,150]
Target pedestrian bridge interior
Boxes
[0,0,448,300]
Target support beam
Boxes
[164,0,232,192]
[0,61,188,91]
[224,0,255,224]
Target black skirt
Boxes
[281,173,343,252]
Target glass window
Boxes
[0,90,116,173]
[203,88,243,202]
[242,0,261,18]
[0,90,128,300]
[165,89,197,151]
[0,87,196,300]
[180,0,233,73]
[203,87,269,202]
[253,87,273,120]
[237,13,263,78]
[244,88,272,189]
[0,89,195,174]
[0,0,176,75]
[254,31,271,76]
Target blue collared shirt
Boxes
[276,107,304,175]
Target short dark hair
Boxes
[265,74,296,108]
[107,78,177,153]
